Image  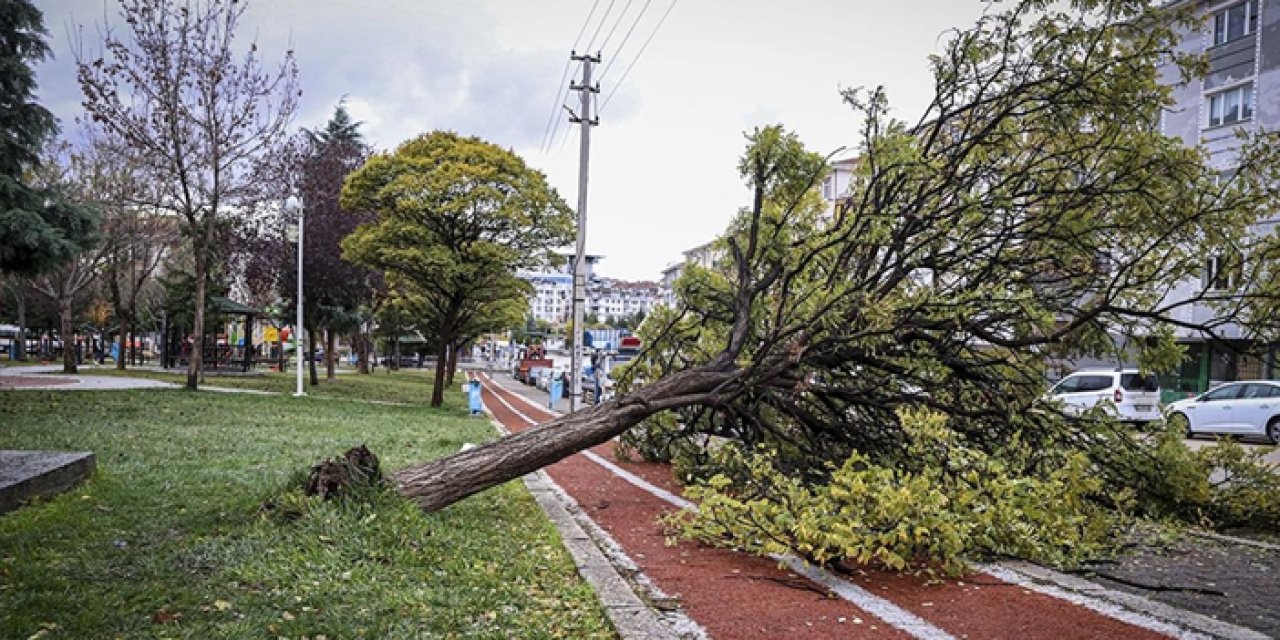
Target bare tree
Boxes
[75,0,299,389]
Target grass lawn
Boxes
[45,366,461,406]
[0,389,613,639]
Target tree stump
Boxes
[305,445,382,499]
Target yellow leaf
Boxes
[213,600,232,611]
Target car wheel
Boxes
[1268,418,1280,446]
[1169,412,1193,439]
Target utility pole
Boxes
[568,51,599,413]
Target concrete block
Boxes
[0,451,96,515]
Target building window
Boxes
[1213,1,1258,46]
[1207,83,1253,127]
[1205,253,1243,291]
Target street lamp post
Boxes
[286,195,305,397]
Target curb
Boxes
[982,561,1269,640]
[1186,529,1280,552]
[481,408,696,639]
[522,469,699,640]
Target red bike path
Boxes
[476,374,1177,640]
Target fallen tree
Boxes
[394,0,1280,563]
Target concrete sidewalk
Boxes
[0,364,177,390]
[0,364,276,394]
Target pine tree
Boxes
[0,0,97,274]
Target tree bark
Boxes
[355,331,370,374]
[325,329,336,380]
[116,315,130,370]
[59,298,76,374]
[14,288,26,361]
[188,251,207,390]
[277,328,285,373]
[395,365,732,511]
[446,341,460,386]
[308,328,319,386]
[430,341,448,407]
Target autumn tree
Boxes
[25,141,110,373]
[341,131,573,406]
[76,0,298,389]
[72,131,177,370]
[391,0,1280,568]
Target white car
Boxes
[1046,369,1162,424]
[1166,380,1280,444]
[537,368,566,391]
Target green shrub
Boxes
[669,407,1125,575]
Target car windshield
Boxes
[1120,373,1159,392]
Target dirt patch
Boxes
[1079,531,1280,637]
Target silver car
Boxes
[1166,380,1280,444]
[1046,369,1162,424]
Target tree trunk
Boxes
[396,365,732,511]
[14,289,26,361]
[277,329,286,373]
[325,329,336,380]
[308,328,319,386]
[392,335,400,371]
[446,341,459,386]
[116,315,130,370]
[430,341,448,407]
[59,298,76,374]
[355,331,370,374]
[188,252,207,390]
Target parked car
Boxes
[537,368,567,391]
[1045,369,1161,424]
[526,366,549,387]
[1166,380,1280,444]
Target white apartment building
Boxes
[521,254,663,325]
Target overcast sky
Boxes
[34,0,989,281]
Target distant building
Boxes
[520,253,662,325]
[588,278,662,322]
[821,155,860,216]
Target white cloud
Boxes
[35,0,990,280]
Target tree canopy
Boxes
[0,0,98,275]
[342,131,573,406]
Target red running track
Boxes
[477,375,1171,640]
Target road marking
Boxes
[479,376,958,640]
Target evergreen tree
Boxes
[0,0,97,274]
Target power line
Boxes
[583,0,618,52]
[540,0,601,154]
[596,0,655,85]
[596,0,636,55]
[599,0,679,113]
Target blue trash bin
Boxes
[468,379,483,415]
[549,376,564,408]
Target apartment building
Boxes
[1157,0,1280,393]
[521,253,662,325]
